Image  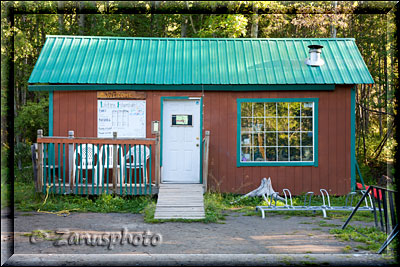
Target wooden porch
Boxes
[34,129,210,200]
[34,129,161,196]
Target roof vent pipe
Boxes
[305,45,325,67]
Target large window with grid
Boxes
[237,98,318,166]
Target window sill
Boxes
[237,161,318,167]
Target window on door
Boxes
[237,98,318,167]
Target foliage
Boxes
[14,177,155,214]
[330,225,392,253]
[14,97,49,143]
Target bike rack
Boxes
[256,188,375,219]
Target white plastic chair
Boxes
[122,145,150,186]
[73,144,100,186]
[99,144,124,185]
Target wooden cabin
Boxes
[28,36,374,196]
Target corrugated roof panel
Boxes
[252,41,265,84]
[48,38,69,83]
[311,39,328,84]
[201,40,211,84]
[317,40,335,84]
[233,40,245,84]
[29,37,52,82]
[70,38,90,83]
[115,39,129,84]
[28,36,375,85]
[192,40,201,84]
[78,38,97,83]
[107,38,123,84]
[154,40,165,84]
[295,40,313,84]
[347,40,373,83]
[321,40,343,84]
[39,37,64,82]
[286,40,305,84]
[183,40,191,85]
[259,41,275,84]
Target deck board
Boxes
[154,184,205,219]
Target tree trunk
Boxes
[251,4,259,38]
[58,1,65,34]
[330,1,337,38]
[78,1,85,35]
[185,1,197,34]
[181,15,188,37]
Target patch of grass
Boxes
[1,180,10,209]
[304,254,315,258]
[319,220,340,227]
[330,225,390,253]
[280,256,294,265]
[14,180,155,214]
[343,245,352,253]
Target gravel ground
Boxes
[2,208,396,266]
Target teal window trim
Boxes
[237,97,319,167]
[350,86,356,191]
[28,84,335,92]
[160,96,203,183]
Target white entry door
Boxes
[162,99,201,183]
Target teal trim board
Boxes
[199,96,203,184]
[350,86,356,191]
[237,98,319,167]
[160,96,203,183]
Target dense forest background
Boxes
[1,1,398,186]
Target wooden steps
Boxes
[154,184,205,219]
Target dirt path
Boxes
[5,209,380,255]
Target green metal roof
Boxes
[28,35,374,86]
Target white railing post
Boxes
[155,133,160,188]
[203,131,210,192]
[113,132,118,192]
[36,129,43,192]
[68,130,75,193]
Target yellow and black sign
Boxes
[97,91,146,99]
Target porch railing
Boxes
[202,130,210,191]
[35,129,160,195]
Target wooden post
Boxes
[203,131,210,192]
[68,130,74,193]
[37,129,43,192]
[154,133,160,187]
[112,132,117,192]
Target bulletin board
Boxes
[97,100,146,138]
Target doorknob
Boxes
[196,144,199,147]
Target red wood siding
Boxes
[53,85,352,195]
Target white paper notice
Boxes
[97,100,146,138]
